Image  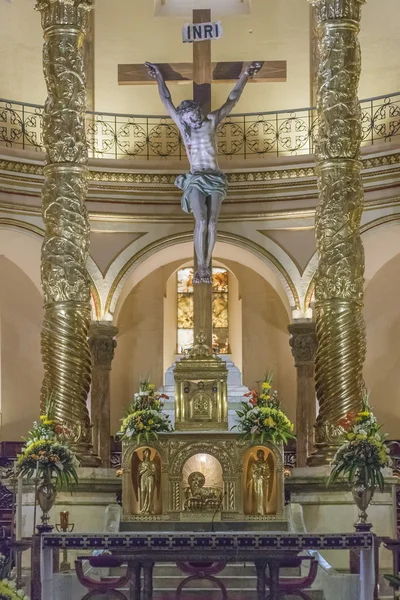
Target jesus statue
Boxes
[145,61,260,284]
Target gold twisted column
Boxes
[36,0,100,466]
[308,0,366,466]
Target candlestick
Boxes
[56,511,74,572]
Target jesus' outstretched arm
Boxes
[145,62,178,122]
[210,61,261,124]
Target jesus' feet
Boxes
[193,266,212,284]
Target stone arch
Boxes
[169,441,235,478]
[107,232,299,322]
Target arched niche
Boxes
[238,440,285,519]
[163,258,242,375]
[182,453,224,512]
[242,445,277,516]
[122,441,168,520]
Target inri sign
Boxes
[182,21,223,43]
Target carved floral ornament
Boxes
[35,0,93,30]
[307,0,365,20]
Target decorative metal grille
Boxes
[1,93,399,160]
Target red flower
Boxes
[338,410,357,430]
[245,389,258,406]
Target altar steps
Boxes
[106,561,324,599]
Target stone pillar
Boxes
[308,0,367,466]
[35,0,100,466]
[288,321,317,468]
[89,322,118,467]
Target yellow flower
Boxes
[262,382,272,390]
[138,423,144,430]
[148,420,154,425]
[148,384,155,390]
[358,411,370,417]
[259,394,266,400]
[264,417,275,427]
[40,415,46,421]
[146,426,151,431]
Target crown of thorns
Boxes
[176,100,201,115]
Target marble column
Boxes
[89,322,118,467]
[288,321,317,468]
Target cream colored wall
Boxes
[95,0,309,115]
[0,0,398,115]
[359,0,400,99]
[0,257,42,441]
[223,260,296,424]
[0,0,45,104]
[364,253,400,440]
[227,270,242,373]
[110,266,166,434]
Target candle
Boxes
[16,476,22,541]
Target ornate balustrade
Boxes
[1,93,399,161]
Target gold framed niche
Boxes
[182,453,224,512]
[129,446,163,517]
[120,434,286,525]
[242,446,277,516]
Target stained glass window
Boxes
[177,267,229,354]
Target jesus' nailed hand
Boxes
[145,61,260,284]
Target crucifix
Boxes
[120,9,286,349]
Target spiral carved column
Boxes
[308,0,367,466]
[36,0,100,466]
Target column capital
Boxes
[35,0,93,32]
[288,321,317,366]
[89,321,118,368]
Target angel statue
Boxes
[246,448,274,516]
[145,60,261,284]
[132,448,161,515]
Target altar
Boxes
[120,334,286,527]
[121,432,285,527]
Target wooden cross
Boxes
[118,10,286,349]
[118,10,287,115]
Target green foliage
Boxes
[119,381,173,443]
[233,373,295,446]
[16,395,79,491]
[327,395,390,492]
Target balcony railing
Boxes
[1,93,400,161]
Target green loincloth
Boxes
[175,170,228,214]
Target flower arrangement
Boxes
[16,395,79,489]
[119,377,173,443]
[234,373,295,445]
[0,554,29,600]
[328,395,390,492]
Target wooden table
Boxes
[41,531,375,600]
